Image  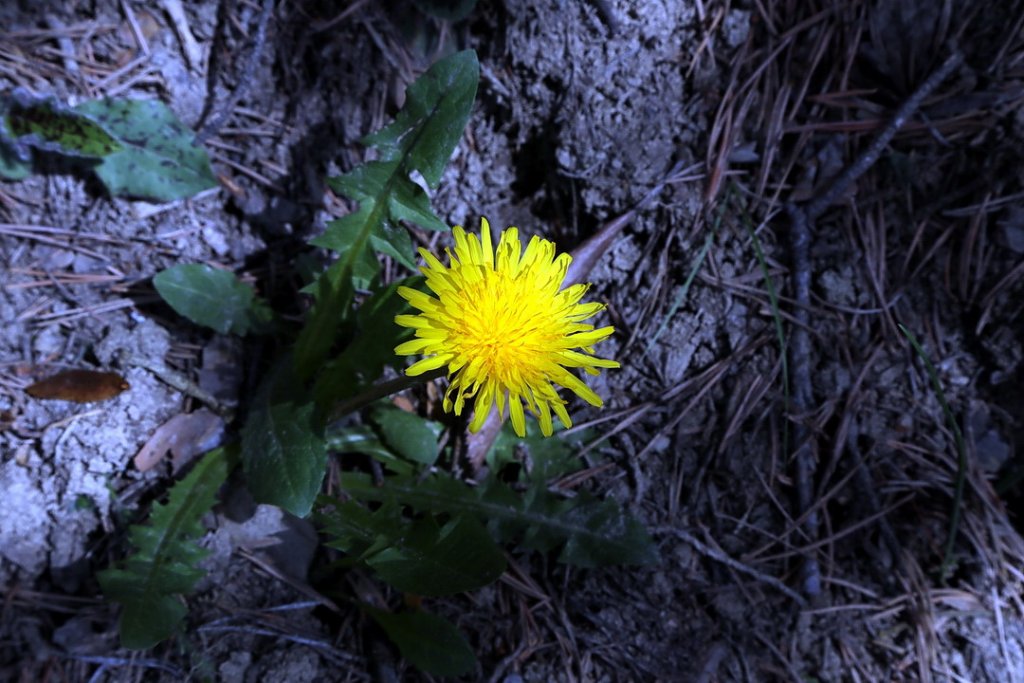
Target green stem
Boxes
[898,323,967,583]
[327,368,446,425]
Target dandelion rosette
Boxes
[394,218,619,437]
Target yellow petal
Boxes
[480,217,493,268]
[468,382,494,432]
[552,400,572,430]
[406,353,451,376]
[549,365,603,406]
[558,350,619,369]
[395,314,432,329]
[509,394,526,437]
[398,286,439,313]
[395,338,434,355]
[537,399,554,437]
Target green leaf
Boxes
[98,447,235,649]
[310,215,381,288]
[342,473,658,568]
[319,497,504,596]
[367,514,505,595]
[363,607,476,677]
[355,278,417,352]
[314,165,424,273]
[118,595,188,649]
[0,140,30,180]
[311,278,415,408]
[318,498,406,559]
[325,425,414,476]
[153,264,273,336]
[2,92,121,158]
[555,493,657,567]
[294,258,353,381]
[362,50,478,187]
[74,99,216,201]
[297,50,478,379]
[488,420,585,483]
[242,398,326,518]
[370,406,442,466]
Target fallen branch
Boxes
[783,48,963,599]
[197,0,275,142]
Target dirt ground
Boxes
[3,0,1024,681]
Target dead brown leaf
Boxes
[26,370,129,403]
[134,409,225,472]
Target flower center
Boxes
[453,269,551,380]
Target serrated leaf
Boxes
[342,473,659,567]
[297,50,478,379]
[317,498,406,559]
[370,406,441,466]
[2,92,121,158]
[319,495,504,596]
[367,514,505,596]
[153,264,273,336]
[119,595,188,649]
[321,499,497,586]
[386,180,448,232]
[242,398,326,518]
[555,493,658,567]
[364,607,476,677]
[98,447,234,649]
[309,215,381,287]
[316,163,421,272]
[74,99,216,201]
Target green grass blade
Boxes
[898,323,968,582]
[737,194,789,455]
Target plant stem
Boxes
[327,368,446,424]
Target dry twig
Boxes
[119,351,233,418]
[783,48,964,600]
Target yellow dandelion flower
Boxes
[394,218,619,438]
